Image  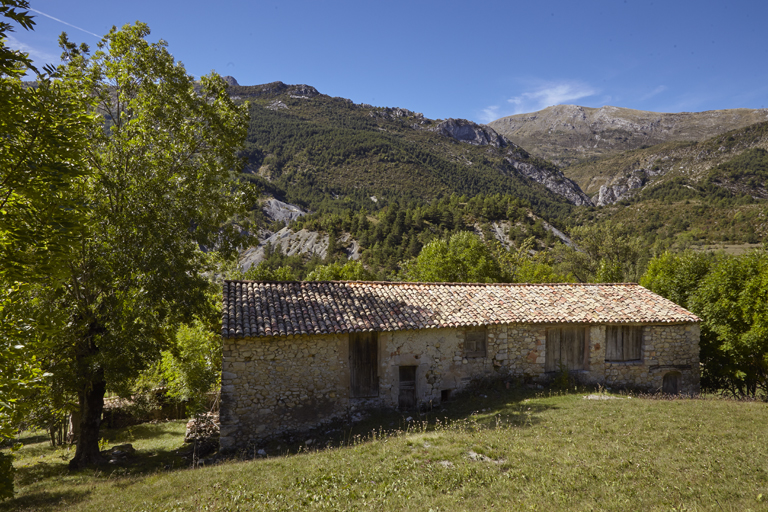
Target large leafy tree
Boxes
[554,222,645,283]
[690,251,768,397]
[1,0,94,497]
[32,22,250,468]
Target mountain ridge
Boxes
[228,81,592,217]
[488,104,768,167]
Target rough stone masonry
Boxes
[219,281,700,451]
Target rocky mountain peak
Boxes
[231,81,321,100]
[434,118,510,148]
[488,105,768,167]
[221,75,239,86]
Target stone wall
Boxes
[220,322,699,450]
[602,323,700,393]
[219,333,350,451]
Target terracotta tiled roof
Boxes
[222,281,700,338]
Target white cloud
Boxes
[479,80,597,122]
[507,81,597,114]
[5,34,59,69]
[478,105,501,124]
[638,85,667,102]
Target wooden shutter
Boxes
[546,326,586,371]
[624,327,642,360]
[545,328,561,372]
[349,332,379,397]
[606,326,642,361]
[606,326,622,361]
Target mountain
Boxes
[220,79,766,278]
[227,81,591,222]
[488,104,768,167]
[566,121,768,247]
[563,120,768,204]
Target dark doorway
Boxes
[398,366,417,410]
[662,372,681,394]
[349,332,379,398]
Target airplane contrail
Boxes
[28,8,100,38]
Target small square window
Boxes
[465,327,487,358]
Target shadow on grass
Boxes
[6,420,192,499]
[250,383,562,459]
[100,420,185,445]
[0,489,91,512]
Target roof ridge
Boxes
[223,280,640,286]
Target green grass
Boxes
[3,388,768,511]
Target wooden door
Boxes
[546,326,587,371]
[398,366,417,410]
[349,332,379,397]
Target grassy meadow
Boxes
[2,386,768,511]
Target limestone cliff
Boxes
[433,118,593,206]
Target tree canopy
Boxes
[400,231,502,283]
[27,22,250,468]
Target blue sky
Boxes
[8,0,768,123]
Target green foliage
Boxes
[159,321,221,413]
[691,251,768,397]
[640,251,714,308]
[236,87,574,222]
[555,222,645,283]
[491,236,573,283]
[515,254,576,283]
[289,193,554,278]
[708,147,768,191]
[634,177,753,206]
[642,249,768,397]
[26,22,250,467]
[400,232,502,283]
[0,0,34,75]
[231,262,298,281]
[0,1,93,493]
[305,261,375,281]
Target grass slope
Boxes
[4,387,768,511]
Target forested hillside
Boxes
[229,82,585,223]
[227,82,767,282]
[564,121,768,247]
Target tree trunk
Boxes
[68,369,107,469]
[67,411,79,444]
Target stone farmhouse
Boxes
[220,281,700,450]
